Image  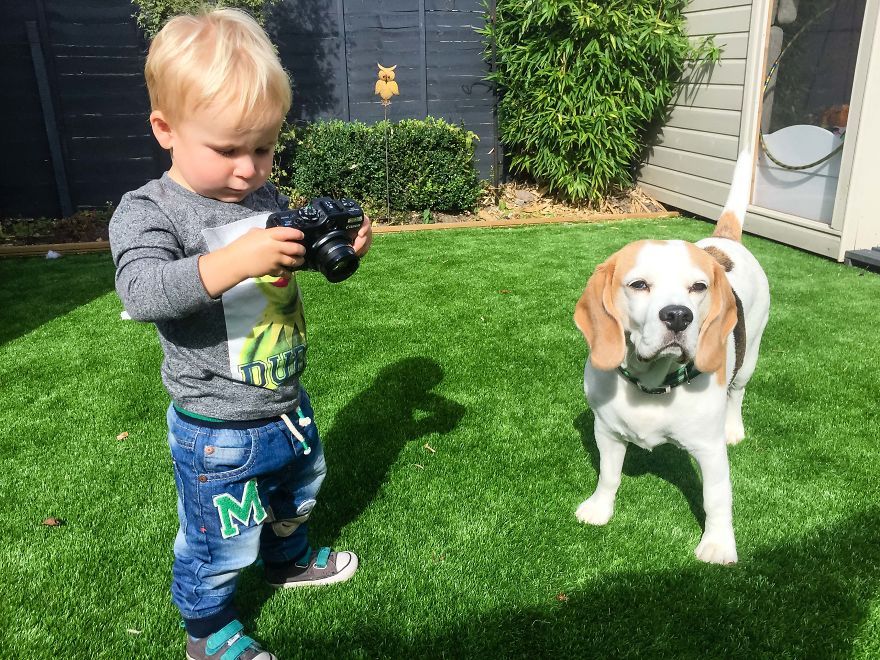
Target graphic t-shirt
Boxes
[110,174,306,420]
[202,214,307,392]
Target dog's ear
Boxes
[574,256,625,370]
[695,260,738,374]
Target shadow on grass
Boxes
[0,254,115,346]
[574,410,706,528]
[238,356,466,612]
[314,356,467,543]
[284,508,880,658]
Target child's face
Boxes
[152,104,282,203]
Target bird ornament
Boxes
[375,64,399,106]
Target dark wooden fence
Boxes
[1,0,497,218]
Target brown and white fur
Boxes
[573,151,769,564]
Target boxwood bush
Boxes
[273,118,482,215]
[483,0,718,203]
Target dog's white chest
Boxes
[597,400,686,450]
[584,364,727,450]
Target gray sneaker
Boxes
[265,546,359,588]
[185,620,276,660]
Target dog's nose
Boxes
[659,305,693,332]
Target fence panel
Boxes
[1,0,496,217]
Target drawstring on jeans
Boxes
[280,407,312,455]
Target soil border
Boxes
[0,210,678,258]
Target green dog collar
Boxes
[617,362,702,395]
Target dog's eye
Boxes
[690,282,708,293]
[628,280,649,291]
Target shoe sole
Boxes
[188,653,276,660]
[269,552,359,589]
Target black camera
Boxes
[266,197,364,283]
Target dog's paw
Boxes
[725,414,745,445]
[575,496,614,526]
[724,422,746,445]
[695,532,738,565]
[725,425,745,445]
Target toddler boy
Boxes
[110,9,371,660]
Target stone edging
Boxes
[0,211,678,258]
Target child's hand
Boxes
[239,226,308,276]
[199,226,306,298]
[350,215,373,257]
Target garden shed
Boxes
[638,0,880,265]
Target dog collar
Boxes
[617,362,702,395]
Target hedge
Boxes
[273,118,482,215]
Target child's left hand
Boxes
[350,215,373,257]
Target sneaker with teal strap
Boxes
[185,620,275,660]
[265,546,358,588]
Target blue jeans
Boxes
[167,390,326,638]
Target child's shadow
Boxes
[574,410,706,528]
[312,356,466,543]
[239,357,465,611]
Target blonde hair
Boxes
[145,8,291,128]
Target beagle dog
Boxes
[573,151,769,564]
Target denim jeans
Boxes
[167,389,326,637]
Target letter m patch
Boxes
[213,479,268,539]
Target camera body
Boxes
[266,197,364,282]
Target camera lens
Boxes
[311,232,359,283]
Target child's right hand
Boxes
[198,226,307,298]
[233,226,308,278]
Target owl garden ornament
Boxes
[375,64,399,106]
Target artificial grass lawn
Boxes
[2,217,879,658]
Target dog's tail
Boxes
[713,149,753,242]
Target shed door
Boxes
[752,0,867,224]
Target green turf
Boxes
[2,217,879,658]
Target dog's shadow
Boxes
[574,410,706,529]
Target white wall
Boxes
[638,1,752,215]
[640,0,880,260]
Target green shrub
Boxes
[273,118,482,214]
[483,0,718,203]
[132,0,279,38]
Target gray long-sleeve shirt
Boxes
[110,174,306,420]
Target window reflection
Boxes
[753,0,866,224]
